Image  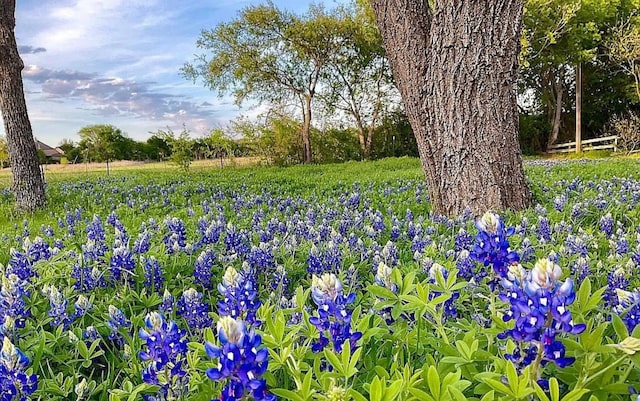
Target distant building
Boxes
[35,139,65,163]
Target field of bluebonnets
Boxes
[2,157,640,401]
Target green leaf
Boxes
[271,389,306,401]
[383,379,403,401]
[427,365,440,399]
[370,376,383,401]
[560,388,589,401]
[348,389,368,401]
[408,388,435,401]
[549,377,560,401]
[484,379,512,396]
[504,361,519,391]
[611,314,630,340]
[479,390,495,401]
[447,386,468,401]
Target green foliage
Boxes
[156,127,194,172]
[77,124,128,163]
[0,135,9,168]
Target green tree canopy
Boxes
[183,2,348,163]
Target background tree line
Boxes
[6,0,639,173]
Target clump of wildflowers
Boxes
[309,273,362,354]
[139,312,188,401]
[217,266,261,326]
[41,285,70,329]
[106,305,131,347]
[615,289,640,333]
[0,274,30,339]
[498,259,585,374]
[0,336,38,400]
[193,249,216,290]
[176,288,212,331]
[142,257,164,293]
[205,316,275,401]
[471,212,519,278]
[428,263,459,320]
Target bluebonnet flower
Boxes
[159,290,174,315]
[565,235,588,257]
[217,266,261,326]
[498,259,586,371]
[374,262,397,293]
[224,223,250,258]
[0,275,30,340]
[373,263,397,325]
[72,295,92,321]
[205,316,275,401]
[454,228,473,253]
[84,216,108,262]
[470,212,519,278]
[0,336,38,401]
[605,268,629,308]
[247,243,276,272]
[570,257,591,283]
[536,216,552,243]
[109,245,135,284]
[163,217,187,255]
[139,312,188,401]
[307,245,325,274]
[83,326,100,342]
[176,288,212,331]
[41,285,70,329]
[600,213,614,237]
[142,257,164,293]
[132,230,151,254]
[106,305,130,346]
[428,263,459,320]
[72,263,106,293]
[193,249,216,290]
[554,195,567,211]
[7,237,54,281]
[614,289,640,333]
[309,273,362,354]
[197,217,223,247]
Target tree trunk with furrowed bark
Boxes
[0,0,46,212]
[371,0,531,217]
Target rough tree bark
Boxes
[0,0,46,212]
[371,0,531,217]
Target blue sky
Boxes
[0,0,342,146]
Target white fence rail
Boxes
[547,135,619,154]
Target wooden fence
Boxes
[546,135,619,154]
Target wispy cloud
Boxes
[18,45,46,54]
[23,65,215,128]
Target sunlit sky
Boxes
[0,0,343,146]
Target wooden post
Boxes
[576,62,582,153]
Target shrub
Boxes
[606,111,640,155]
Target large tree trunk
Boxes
[0,0,45,212]
[371,0,531,217]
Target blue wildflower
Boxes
[139,312,188,401]
[205,316,275,401]
[176,288,212,331]
[106,305,131,346]
[309,273,362,354]
[142,257,164,293]
[0,275,30,339]
[0,336,38,401]
[194,249,216,290]
[109,245,135,284]
[217,266,261,327]
[470,212,520,278]
[498,259,585,371]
